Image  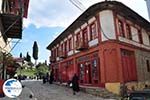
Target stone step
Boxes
[80,86,120,99]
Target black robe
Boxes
[72,75,79,92]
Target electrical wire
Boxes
[8,39,21,54]
[69,0,111,40]
[69,0,86,11]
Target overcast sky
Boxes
[12,0,149,63]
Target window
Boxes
[118,20,125,37]
[64,41,67,52]
[68,38,72,51]
[126,24,132,40]
[79,63,84,81]
[59,46,61,54]
[56,47,59,57]
[90,23,97,40]
[76,32,81,47]
[146,60,150,72]
[76,32,80,41]
[91,59,98,79]
[61,44,63,53]
[82,28,88,43]
[10,1,15,12]
[51,50,54,57]
[54,49,56,58]
[149,35,150,45]
[138,30,143,44]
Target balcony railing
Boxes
[76,39,88,50]
[0,0,29,17]
[50,56,56,62]
[59,51,67,58]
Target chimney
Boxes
[146,0,150,19]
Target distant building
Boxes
[47,1,150,94]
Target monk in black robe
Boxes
[71,74,79,95]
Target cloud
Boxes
[23,0,149,28]
[23,0,82,28]
[83,0,148,20]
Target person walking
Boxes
[49,70,54,84]
[71,74,79,95]
[43,75,46,84]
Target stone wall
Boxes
[135,50,150,82]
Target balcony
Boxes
[59,51,67,59]
[0,0,29,39]
[76,40,88,51]
[50,56,56,63]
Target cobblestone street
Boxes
[2,80,107,100]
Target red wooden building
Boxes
[47,1,150,93]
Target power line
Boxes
[8,39,21,54]
[69,0,86,11]
[69,0,111,40]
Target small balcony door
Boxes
[84,62,92,84]
[82,28,88,45]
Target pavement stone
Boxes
[1,80,118,100]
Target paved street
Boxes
[2,80,106,100]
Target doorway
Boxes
[84,62,92,84]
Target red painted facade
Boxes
[47,1,150,87]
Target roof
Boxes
[47,1,150,50]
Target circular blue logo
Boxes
[3,79,22,98]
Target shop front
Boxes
[60,59,74,82]
[52,63,59,81]
[76,52,101,86]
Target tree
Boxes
[20,52,22,58]
[32,41,38,65]
[35,63,49,77]
[25,52,31,62]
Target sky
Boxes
[12,0,149,63]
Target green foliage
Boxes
[17,68,36,77]
[35,63,49,76]
[32,41,38,60]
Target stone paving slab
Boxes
[1,86,37,100]
[1,80,118,100]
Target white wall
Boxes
[88,38,98,47]
[119,36,150,50]
[0,18,10,53]
[142,29,150,46]
[99,10,116,41]
[131,26,139,42]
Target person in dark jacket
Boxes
[43,75,46,84]
[71,74,79,95]
[49,70,54,84]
